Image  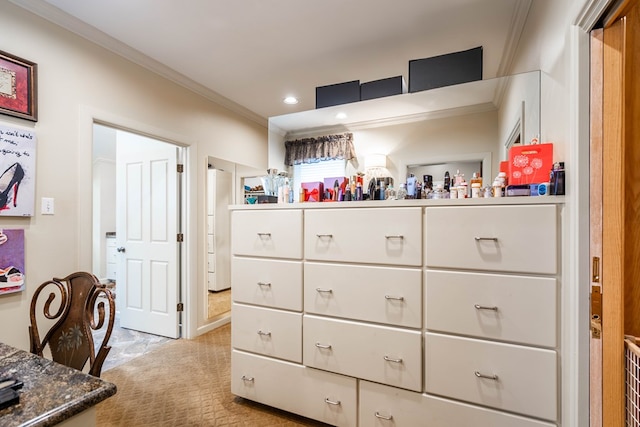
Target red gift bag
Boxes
[508,143,553,185]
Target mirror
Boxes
[268,70,540,189]
[205,157,264,321]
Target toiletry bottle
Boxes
[350,176,357,201]
[406,174,416,199]
[471,172,482,187]
[444,171,450,192]
[397,183,407,200]
[344,178,352,201]
[355,182,363,201]
[333,180,339,201]
[299,186,305,203]
[550,162,565,195]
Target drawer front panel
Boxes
[425,205,557,274]
[232,350,357,427]
[305,262,422,328]
[425,332,557,421]
[232,210,303,259]
[305,208,422,266]
[303,315,422,392]
[425,270,557,347]
[232,303,302,363]
[232,257,302,311]
[359,380,555,427]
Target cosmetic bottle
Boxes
[355,182,363,201]
[550,162,565,195]
[396,183,407,200]
[406,174,416,199]
[444,171,451,192]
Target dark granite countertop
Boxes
[0,342,116,427]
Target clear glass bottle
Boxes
[385,184,396,200]
[396,183,407,200]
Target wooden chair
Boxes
[29,272,115,377]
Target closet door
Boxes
[597,1,640,425]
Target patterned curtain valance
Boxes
[284,133,356,166]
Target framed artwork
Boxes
[0,50,37,122]
[0,124,36,216]
[0,229,25,296]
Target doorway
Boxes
[92,123,182,340]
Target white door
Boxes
[116,131,180,338]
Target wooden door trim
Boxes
[602,13,626,427]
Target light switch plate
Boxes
[41,197,54,215]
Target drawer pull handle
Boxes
[385,295,404,302]
[383,355,403,363]
[316,234,333,238]
[315,342,332,350]
[475,371,499,381]
[385,235,404,240]
[257,282,272,287]
[257,330,271,337]
[474,304,498,311]
[241,375,255,382]
[316,288,333,294]
[324,397,341,406]
[257,232,271,237]
[474,236,498,242]
[375,412,393,421]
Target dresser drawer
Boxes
[232,303,302,363]
[305,208,422,266]
[425,332,557,421]
[304,315,422,392]
[305,262,422,328]
[425,205,557,274]
[232,209,303,259]
[425,270,557,348]
[232,257,302,311]
[207,253,215,272]
[359,380,555,427]
[232,350,357,426]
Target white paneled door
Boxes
[116,131,180,338]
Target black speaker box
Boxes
[315,80,360,109]
[409,46,483,93]
[360,76,406,101]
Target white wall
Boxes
[0,2,267,349]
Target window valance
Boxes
[284,133,356,166]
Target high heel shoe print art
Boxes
[0,163,25,210]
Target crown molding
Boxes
[496,0,533,77]
[8,0,268,128]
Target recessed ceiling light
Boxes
[283,96,299,105]
[336,112,347,119]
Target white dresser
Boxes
[230,201,561,426]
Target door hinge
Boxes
[177,164,184,173]
[592,256,600,282]
[591,285,602,339]
[177,302,184,312]
[177,233,184,242]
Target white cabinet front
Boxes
[232,350,357,427]
[305,262,422,328]
[305,208,422,266]
[425,332,557,422]
[425,270,557,348]
[232,257,303,311]
[232,209,303,259]
[425,205,557,274]
[232,303,302,363]
[304,315,422,392]
[359,380,555,427]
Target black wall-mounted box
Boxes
[409,46,483,93]
[315,80,361,109]
[360,76,407,101]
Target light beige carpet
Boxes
[96,324,329,426]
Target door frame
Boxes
[78,106,199,339]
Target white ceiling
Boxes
[11,0,531,124]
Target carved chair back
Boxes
[29,272,115,377]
